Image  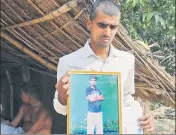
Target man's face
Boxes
[88,10,120,48]
[89,79,96,86]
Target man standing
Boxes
[54,0,154,133]
[86,75,104,134]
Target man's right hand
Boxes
[91,97,98,102]
[55,72,70,105]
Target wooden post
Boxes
[1,31,57,71]
[22,67,30,82]
[5,69,14,120]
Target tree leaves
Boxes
[154,14,166,29]
[121,0,175,75]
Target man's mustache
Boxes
[100,35,110,39]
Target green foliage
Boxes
[120,0,175,75]
[71,119,119,134]
[103,120,119,132]
[151,45,176,76]
[71,119,87,134]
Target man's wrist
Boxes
[53,96,67,115]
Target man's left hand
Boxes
[138,112,155,133]
[97,95,104,101]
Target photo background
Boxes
[70,74,119,134]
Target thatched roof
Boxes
[1,0,175,106]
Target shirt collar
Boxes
[81,39,96,58]
[89,86,97,91]
[81,39,123,58]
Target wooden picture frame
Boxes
[67,71,122,134]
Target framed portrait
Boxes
[67,71,122,134]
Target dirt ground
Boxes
[153,106,175,134]
[136,98,175,134]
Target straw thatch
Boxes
[0,0,175,107]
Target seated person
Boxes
[1,83,52,134]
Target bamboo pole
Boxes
[1,31,57,71]
[1,1,59,57]
[35,0,84,48]
[113,24,175,104]
[115,28,175,104]
[116,29,174,90]
[22,67,31,82]
[25,0,73,54]
[5,69,14,120]
[1,63,57,78]
[41,8,89,39]
[25,0,82,49]
[118,25,174,86]
[1,19,58,65]
[60,8,87,28]
[1,0,66,56]
[1,0,78,30]
[56,0,90,37]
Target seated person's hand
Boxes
[138,112,154,133]
[7,123,14,127]
[55,72,70,105]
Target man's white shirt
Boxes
[53,39,135,115]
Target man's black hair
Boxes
[90,0,121,20]
[20,82,42,101]
[89,75,97,80]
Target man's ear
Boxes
[86,18,91,31]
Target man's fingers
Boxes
[55,72,71,105]
[66,89,70,95]
[144,126,155,133]
[55,81,59,89]
[138,114,151,121]
[140,121,151,129]
[63,83,69,93]
[139,116,152,126]
[63,83,69,90]
[147,126,155,132]
[55,74,70,90]
[62,72,71,80]
[60,75,69,85]
[66,71,71,76]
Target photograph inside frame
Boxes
[67,71,122,134]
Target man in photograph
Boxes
[86,75,104,134]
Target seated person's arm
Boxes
[24,109,48,134]
[8,105,24,127]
